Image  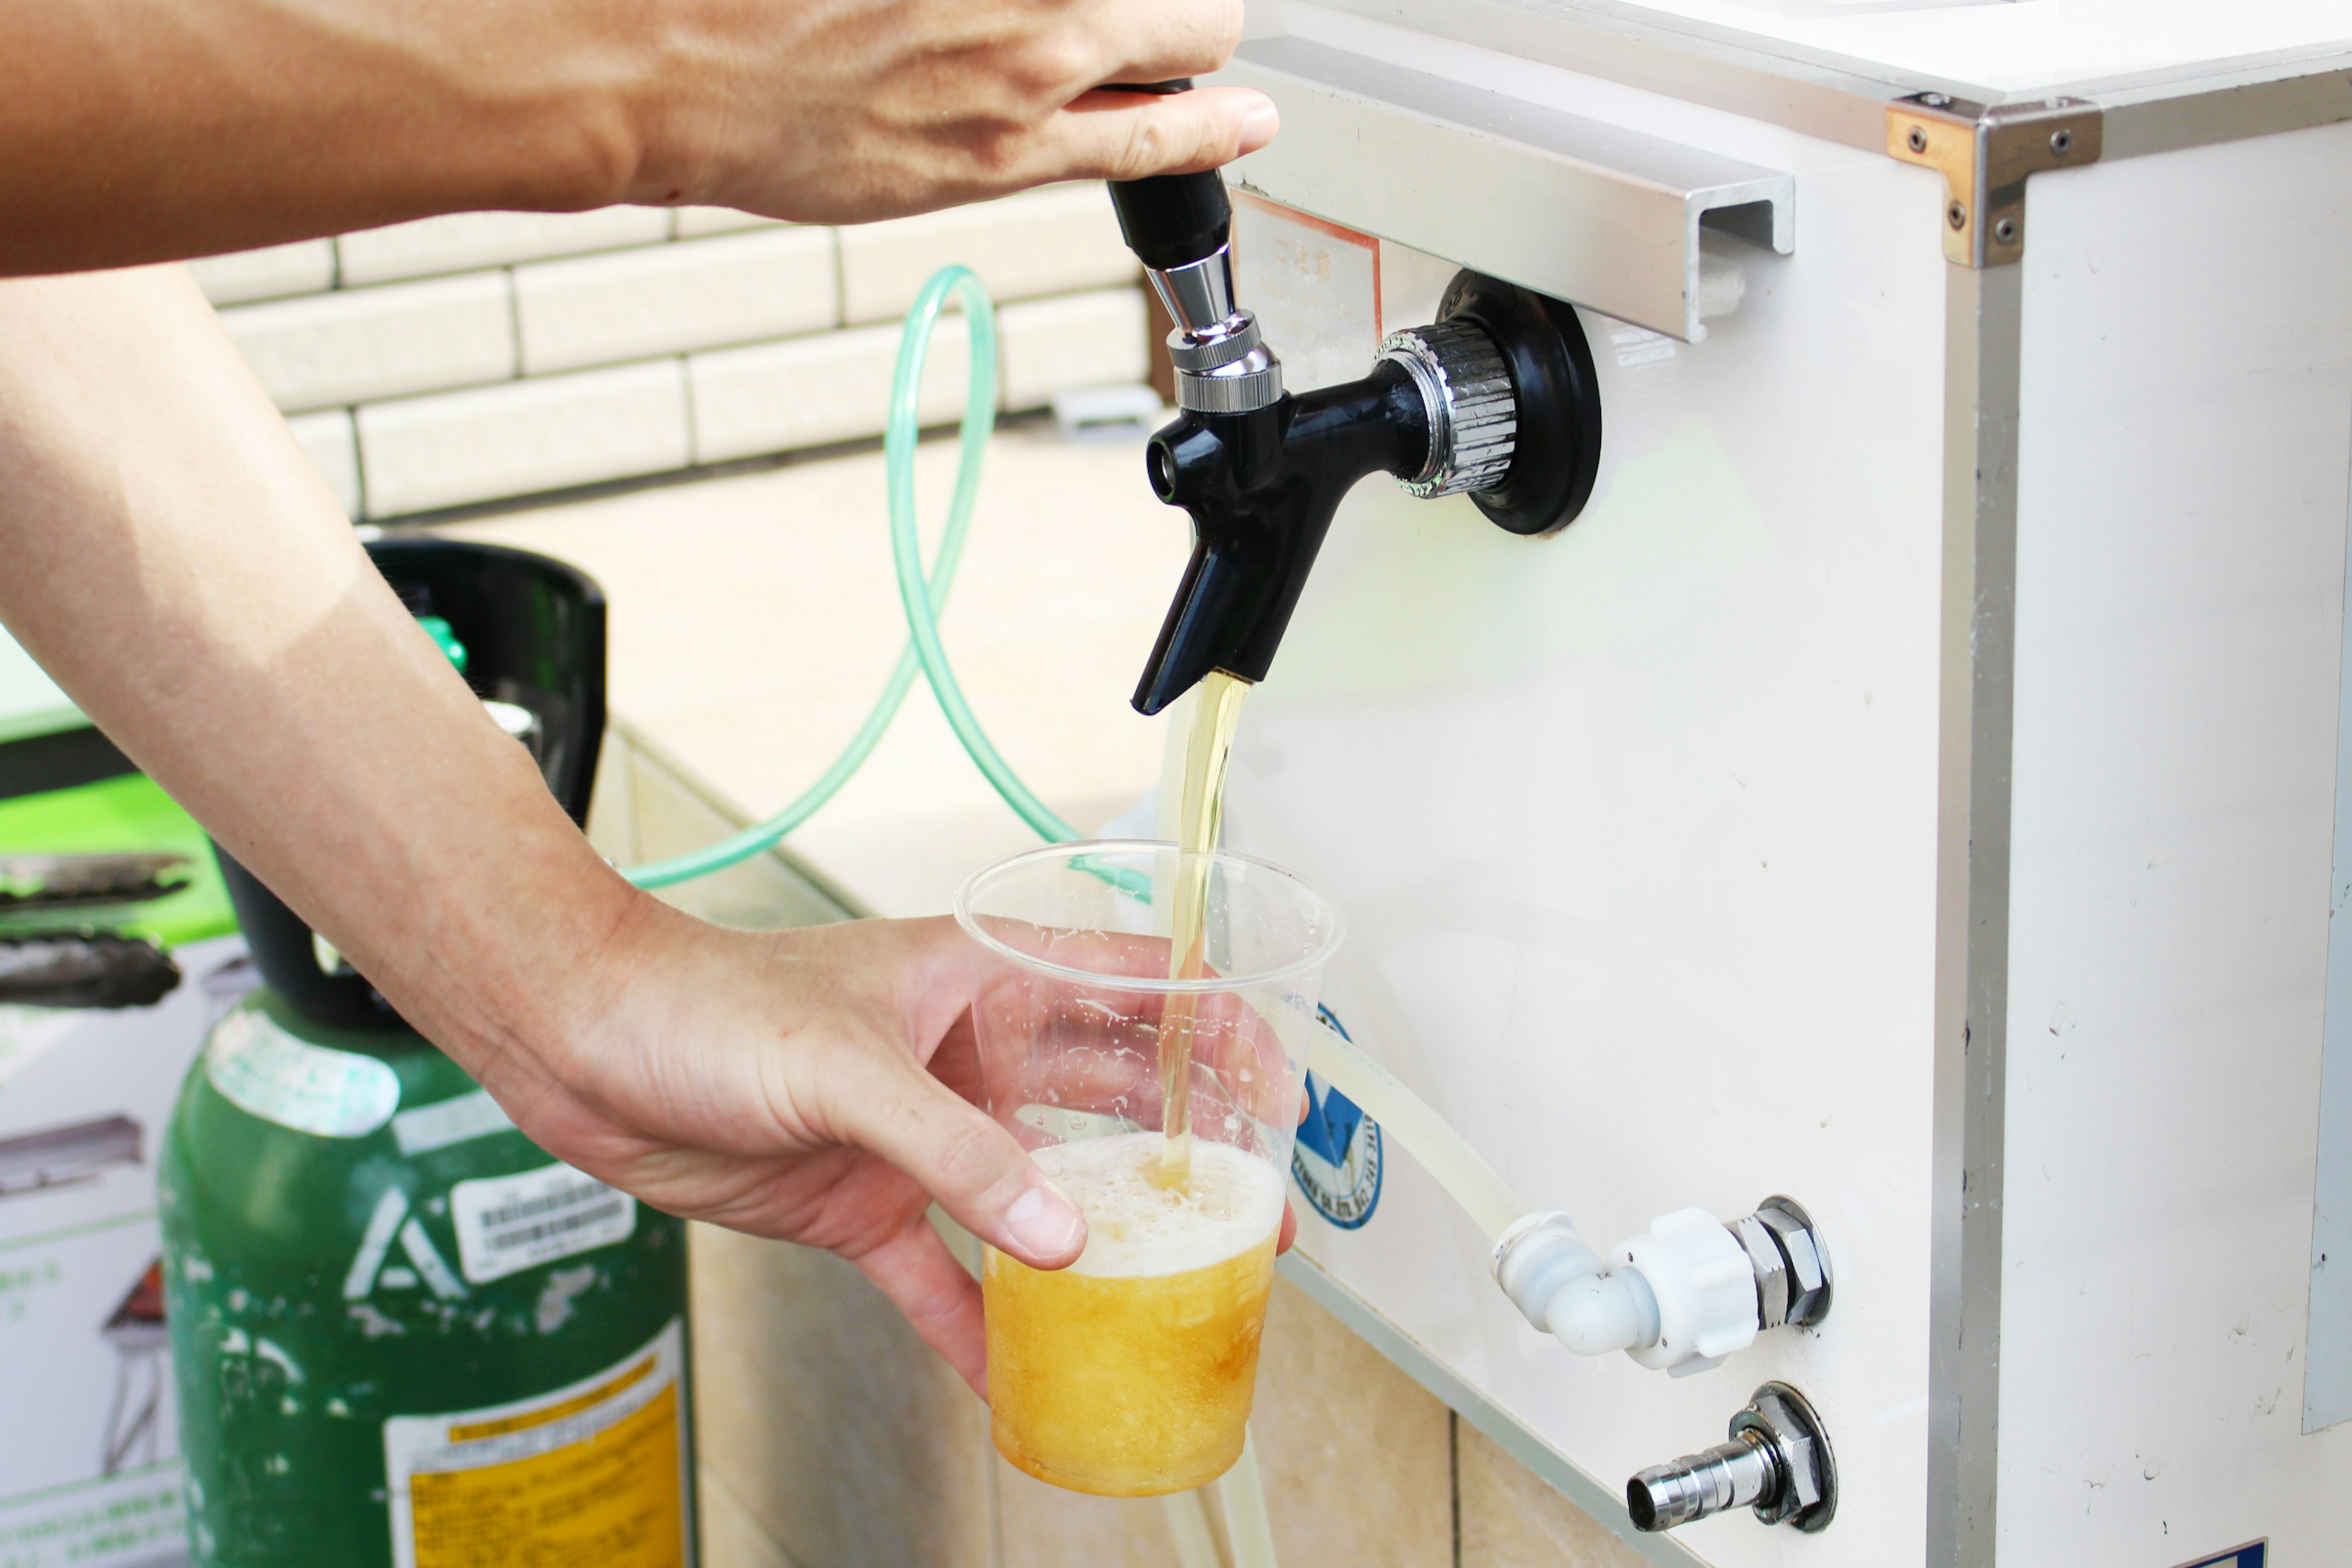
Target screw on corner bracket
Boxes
[1994,216,2020,244]
[1890,92,2101,270]
[1626,1382,1838,1535]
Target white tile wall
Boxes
[358,360,690,516]
[338,208,671,285]
[673,208,786,239]
[998,288,1148,412]
[189,239,336,306]
[688,317,973,464]
[204,184,1151,517]
[285,409,364,518]
[221,272,515,413]
[836,186,1135,325]
[515,227,838,375]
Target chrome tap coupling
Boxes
[1165,311,1265,374]
[1147,247,1239,336]
[1147,245,1284,414]
[1161,311,1283,415]
[1169,345,1284,415]
[1378,319,1517,498]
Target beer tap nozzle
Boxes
[1109,147,1606,715]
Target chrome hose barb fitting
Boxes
[1627,1382,1837,1534]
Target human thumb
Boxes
[851,1055,1087,1269]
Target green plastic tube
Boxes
[622,264,1081,889]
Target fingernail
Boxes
[1005,1182,1085,1261]
[1240,100,1280,149]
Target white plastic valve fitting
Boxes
[1619,1209,1766,1373]
[1492,1212,1657,1355]
[1492,1208,1766,1375]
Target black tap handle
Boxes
[1104,80,1232,270]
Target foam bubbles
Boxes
[1032,1132,1283,1278]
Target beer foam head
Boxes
[1031,1132,1283,1278]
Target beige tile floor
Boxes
[1458,1420,1656,1568]
[447,423,1189,916]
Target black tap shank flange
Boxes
[1434,272,1604,537]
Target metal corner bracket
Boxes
[1887,94,2104,267]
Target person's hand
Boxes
[2,0,1275,273]
[476,903,1296,1399]
[637,0,1277,221]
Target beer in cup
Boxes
[956,841,1341,1496]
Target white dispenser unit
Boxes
[1200,4,2352,1564]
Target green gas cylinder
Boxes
[158,993,692,1568]
[157,539,696,1568]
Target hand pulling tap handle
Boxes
[1102,77,1310,714]
[1109,172,1233,271]
[1102,81,1234,271]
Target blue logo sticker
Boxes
[1292,1006,1382,1229]
[2171,1544,2264,1568]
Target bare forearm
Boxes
[0,0,1273,276]
[0,0,676,273]
[0,265,1104,1365]
[0,265,639,1073]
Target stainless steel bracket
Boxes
[1886,93,2104,268]
[1218,36,1793,343]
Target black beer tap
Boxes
[1107,151,1607,716]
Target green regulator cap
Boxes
[416,614,469,672]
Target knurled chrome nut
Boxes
[1174,346,1284,415]
[1755,1196,1832,1327]
[1378,319,1516,498]
[1167,312,1264,374]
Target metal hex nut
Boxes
[1755,1196,1833,1327]
[1732,1389,1818,1525]
[1730,1381,1838,1532]
[1729,1214,1789,1329]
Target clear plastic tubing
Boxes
[1297,1013,1529,1244]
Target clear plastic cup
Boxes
[955,840,1343,1496]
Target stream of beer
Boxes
[1154,669,1252,1187]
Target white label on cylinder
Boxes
[448,1163,636,1284]
[204,1007,401,1139]
[392,1089,515,1156]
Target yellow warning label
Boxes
[382,1321,688,1568]
[448,1354,655,1443]
[411,1386,680,1568]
